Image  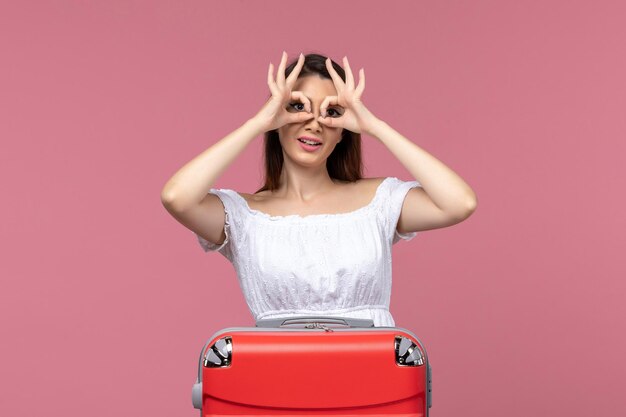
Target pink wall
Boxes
[2,1,625,416]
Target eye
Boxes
[325,107,343,117]
[288,102,306,112]
[288,102,343,117]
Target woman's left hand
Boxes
[317,56,379,135]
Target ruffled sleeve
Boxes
[381,177,423,245]
[194,189,241,262]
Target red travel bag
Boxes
[192,316,433,416]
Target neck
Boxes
[277,165,336,202]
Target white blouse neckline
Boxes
[228,177,392,222]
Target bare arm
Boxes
[161,52,314,212]
[160,52,315,246]
[369,119,477,232]
[317,56,477,234]
[160,118,265,212]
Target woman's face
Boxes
[277,74,344,168]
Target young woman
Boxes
[161,51,477,327]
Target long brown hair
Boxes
[254,53,363,194]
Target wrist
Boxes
[245,117,270,137]
[364,117,387,138]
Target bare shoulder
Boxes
[237,188,274,208]
[356,176,387,192]
[358,176,386,185]
[241,189,270,202]
[336,177,387,203]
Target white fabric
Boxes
[195,176,422,327]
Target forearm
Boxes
[368,119,477,216]
[161,118,266,211]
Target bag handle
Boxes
[255,315,375,328]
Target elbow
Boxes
[443,193,477,224]
[467,194,478,211]
[161,187,182,211]
[450,195,478,222]
[462,195,478,218]
[160,188,174,204]
[161,187,201,213]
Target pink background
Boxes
[2,1,624,416]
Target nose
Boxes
[304,107,322,132]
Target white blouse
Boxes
[195,176,422,327]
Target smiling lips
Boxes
[297,136,323,146]
[296,136,323,152]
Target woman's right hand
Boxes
[251,51,315,132]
